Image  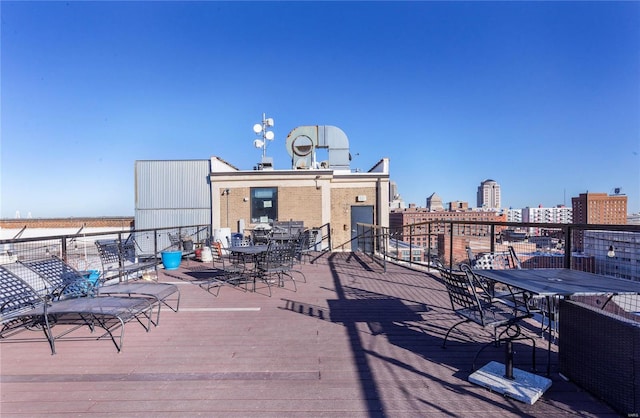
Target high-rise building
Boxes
[426,192,444,211]
[477,179,501,209]
[571,192,627,225]
[571,192,627,251]
[389,181,406,209]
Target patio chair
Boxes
[470,246,521,270]
[287,234,307,282]
[0,263,154,354]
[96,239,159,283]
[199,241,251,295]
[168,232,181,249]
[470,247,557,339]
[293,230,313,266]
[254,241,298,297]
[22,256,179,326]
[440,264,536,372]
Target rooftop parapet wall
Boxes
[0,217,134,230]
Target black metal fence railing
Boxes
[355,220,640,319]
[0,224,212,272]
[0,222,335,273]
[356,220,640,280]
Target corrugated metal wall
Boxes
[134,160,212,253]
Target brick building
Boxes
[135,125,390,252]
[389,207,507,263]
[572,192,627,225]
[210,156,389,251]
[571,192,628,251]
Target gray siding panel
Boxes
[134,160,212,243]
[134,208,211,254]
[135,160,211,209]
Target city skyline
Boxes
[2,2,638,218]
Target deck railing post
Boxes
[490,224,496,253]
[61,236,68,262]
[564,225,572,269]
[448,221,454,270]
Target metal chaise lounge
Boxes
[95,239,159,283]
[22,256,180,326]
[0,263,154,354]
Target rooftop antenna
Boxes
[252,113,275,159]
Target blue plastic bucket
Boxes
[161,250,183,270]
[87,270,100,285]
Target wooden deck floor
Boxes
[0,252,618,417]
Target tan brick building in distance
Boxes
[571,192,628,252]
[572,192,628,225]
[389,206,507,263]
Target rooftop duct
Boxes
[285,125,351,171]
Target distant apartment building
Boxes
[477,179,501,209]
[522,205,572,236]
[572,192,627,225]
[506,208,522,222]
[389,207,507,262]
[571,192,627,251]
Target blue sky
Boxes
[2,1,639,218]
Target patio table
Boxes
[474,268,640,375]
[228,244,269,256]
[228,245,269,291]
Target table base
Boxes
[469,361,552,405]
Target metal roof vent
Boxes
[285,125,350,171]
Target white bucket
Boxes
[201,246,213,262]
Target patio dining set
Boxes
[436,246,640,412]
[199,229,311,297]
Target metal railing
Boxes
[356,219,640,320]
[356,220,640,281]
[0,224,212,272]
[0,222,335,271]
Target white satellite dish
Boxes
[253,139,264,148]
[265,131,274,140]
[253,123,262,134]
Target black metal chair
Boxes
[292,230,315,266]
[254,241,298,297]
[440,264,536,373]
[199,240,251,295]
[469,246,521,270]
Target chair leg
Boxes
[442,318,471,348]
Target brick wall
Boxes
[220,186,324,232]
[277,186,323,227]
[331,186,377,249]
